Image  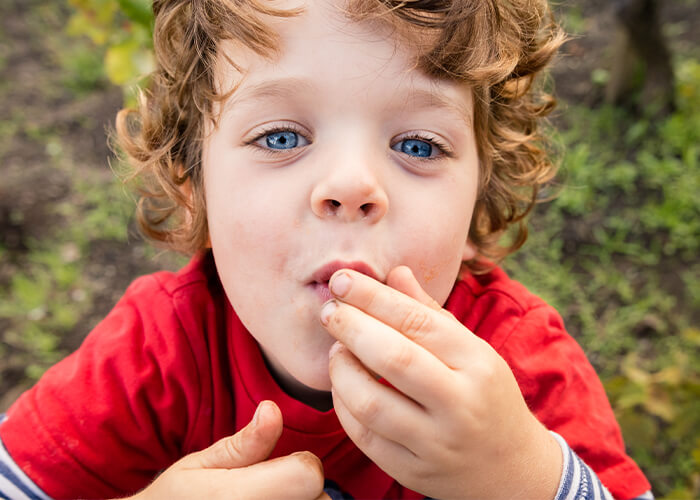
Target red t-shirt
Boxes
[0,252,650,499]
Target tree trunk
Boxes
[605,0,675,114]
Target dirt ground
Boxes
[0,0,698,412]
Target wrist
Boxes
[499,417,563,500]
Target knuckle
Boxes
[354,393,381,424]
[404,458,433,486]
[398,307,432,337]
[222,433,245,461]
[353,422,375,449]
[384,341,415,374]
[362,285,381,310]
[441,308,458,322]
[473,357,500,386]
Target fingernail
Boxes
[252,401,265,428]
[320,300,337,325]
[328,341,342,358]
[330,272,352,297]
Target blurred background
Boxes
[0,0,698,497]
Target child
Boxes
[0,0,653,499]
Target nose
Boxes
[310,154,388,223]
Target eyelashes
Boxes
[243,123,455,161]
[244,123,311,156]
[391,133,454,160]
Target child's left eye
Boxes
[391,135,450,160]
[392,138,434,158]
[262,131,309,150]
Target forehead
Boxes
[215,0,410,81]
[213,0,472,122]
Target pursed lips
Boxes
[307,260,381,302]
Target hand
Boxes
[129,401,329,500]
[321,267,562,500]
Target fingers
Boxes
[137,401,327,500]
[325,268,471,368]
[328,343,430,451]
[331,375,419,483]
[226,451,326,500]
[153,450,327,500]
[324,300,452,405]
[186,400,283,470]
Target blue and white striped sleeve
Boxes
[0,414,52,500]
[551,431,655,500]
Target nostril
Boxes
[360,203,374,216]
[316,199,383,220]
[321,199,341,216]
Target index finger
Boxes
[225,451,326,500]
[328,268,472,365]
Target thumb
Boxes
[185,400,283,470]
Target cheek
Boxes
[398,191,475,303]
[207,174,291,250]
[411,228,467,303]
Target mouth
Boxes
[307,260,381,302]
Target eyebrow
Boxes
[397,87,473,128]
[226,77,318,108]
[227,77,473,127]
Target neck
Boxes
[261,348,334,412]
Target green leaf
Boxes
[117,0,153,30]
[105,40,147,84]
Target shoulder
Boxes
[445,265,594,410]
[108,250,225,342]
[0,251,227,497]
[123,250,222,308]
[79,250,227,391]
[445,264,558,349]
[25,251,226,409]
[446,265,590,392]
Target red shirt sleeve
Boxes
[498,304,651,499]
[0,274,203,499]
[447,270,651,499]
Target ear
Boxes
[462,239,477,262]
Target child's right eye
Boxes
[247,125,311,152]
[263,131,306,149]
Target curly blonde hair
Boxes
[115,0,565,272]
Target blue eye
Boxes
[393,138,433,158]
[266,131,299,149]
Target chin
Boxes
[295,369,333,393]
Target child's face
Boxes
[202,0,479,400]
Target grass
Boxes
[504,58,700,498]
[0,0,154,391]
[0,144,135,379]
